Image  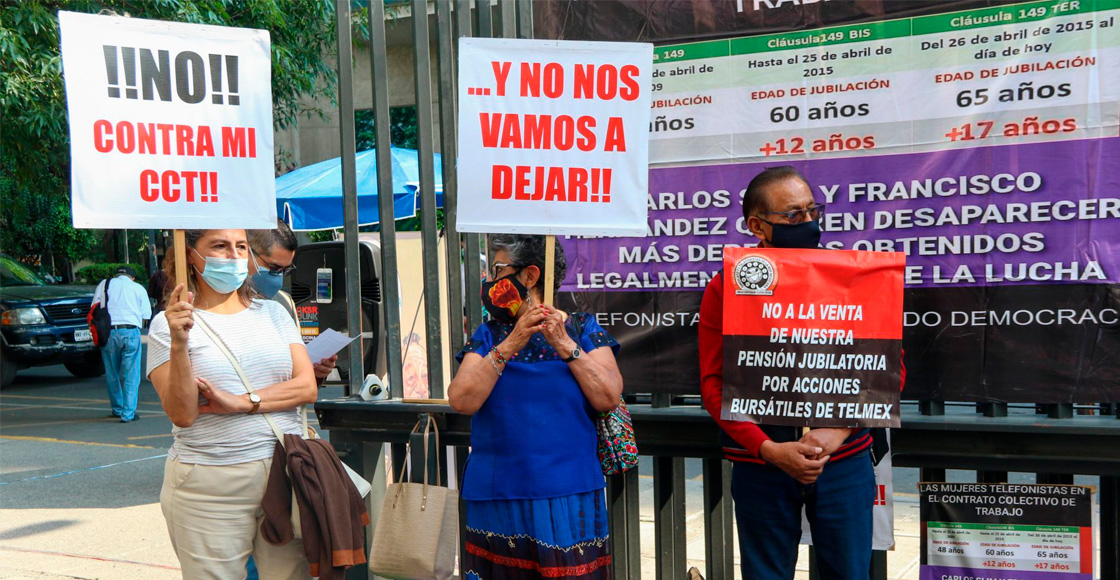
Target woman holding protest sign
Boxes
[146,229,317,579]
[449,234,624,579]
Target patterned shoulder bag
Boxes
[570,313,638,475]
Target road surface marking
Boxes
[0,417,115,429]
[0,545,180,571]
[0,402,118,414]
[0,394,111,403]
[1,402,110,411]
[0,393,164,406]
[0,453,167,485]
[0,435,156,449]
[127,433,175,440]
[0,402,164,421]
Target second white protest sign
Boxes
[456,38,652,237]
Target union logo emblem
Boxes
[732,255,777,296]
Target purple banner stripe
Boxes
[561,138,1120,292]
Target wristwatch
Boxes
[247,393,262,414]
[562,345,582,363]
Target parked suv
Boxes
[0,255,103,388]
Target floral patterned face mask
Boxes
[480,271,529,323]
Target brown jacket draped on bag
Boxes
[260,434,370,580]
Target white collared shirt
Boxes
[93,275,152,328]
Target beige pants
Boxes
[160,456,310,580]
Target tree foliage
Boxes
[355,106,435,232]
[0,0,341,266]
[75,261,149,285]
[355,106,419,151]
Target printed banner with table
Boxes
[555,0,1120,401]
[919,483,1095,580]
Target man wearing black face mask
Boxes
[698,166,876,579]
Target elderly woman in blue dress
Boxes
[449,234,624,580]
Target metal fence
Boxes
[333,0,529,401]
[323,2,1120,579]
[316,399,1120,580]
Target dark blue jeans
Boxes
[731,451,874,580]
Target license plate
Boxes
[74,328,92,342]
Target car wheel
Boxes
[64,354,106,379]
[0,352,16,388]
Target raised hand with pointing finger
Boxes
[164,283,195,346]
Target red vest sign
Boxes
[59,11,275,229]
[456,38,651,236]
[721,247,905,428]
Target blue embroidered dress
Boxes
[456,312,619,580]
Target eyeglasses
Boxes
[255,254,296,275]
[490,262,525,279]
[759,204,825,224]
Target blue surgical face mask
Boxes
[252,269,285,299]
[193,249,249,294]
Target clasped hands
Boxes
[502,304,578,360]
[759,427,852,485]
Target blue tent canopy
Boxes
[276,147,444,231]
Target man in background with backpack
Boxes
[91,266,151,423]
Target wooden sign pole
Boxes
[544,235,556,305]
[173,230,188,289]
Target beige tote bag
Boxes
[368,416,459,580]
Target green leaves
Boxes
[0,164,97,263]
[75,261,149,285]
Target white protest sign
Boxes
[456,38,652,236]
[59,11,275,229]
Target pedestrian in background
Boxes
[148,265,170,314]
[92,266,151,423]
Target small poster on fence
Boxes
[919,482,1095,580]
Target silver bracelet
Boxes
[488,350,503,377]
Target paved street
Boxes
[0,365,339,579]
[0,364,178,579]
[0,366,1102,579]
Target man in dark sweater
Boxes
[699,166,875,579]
